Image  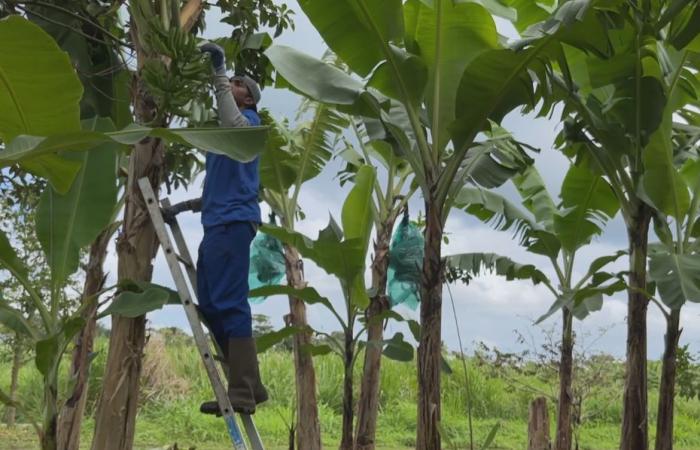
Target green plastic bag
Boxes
[248,217,286,304]
[387,212,424,310]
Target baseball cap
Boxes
[230,75,261,105]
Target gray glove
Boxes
[200,42,226,74]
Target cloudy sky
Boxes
[102,1,700,360]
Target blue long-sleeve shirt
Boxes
[201,108,261,228]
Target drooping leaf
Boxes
[61,316,86,342]
[1,124,268,169]
[537,267,625,323]
[20,154,83,195]
[585,250,626,276]
[537,289,606,324]
[24,0,130,125]
[457,185,563,258]
[500,0,551,32]
[113,125,268,163]
[301,343,335,357]
[249,285,338,317]
[0,16,82,142]
[447,125,535,203]
[256,326,306,353]
[382,332,414,362]
[536,292,574,324]
[512,166,557,230]
[454,187,537,242]
[461,0,517,21]
[554,165,618,252]
[367,45,428,107]
[406,0,498,151]
[0,301,36,339]
[0,15,84,190]
[445,252,550,286]
[451,45,543,149]
[0,228,29,283]
[100,282,179,318]
[265,45,364,105]
[36,117,120,289]
[649,249,700,309]
[452,0,610,150]
[298,0,404,77]
[525,229,562,260]
[560,164,618,214]
[571,293,603,320]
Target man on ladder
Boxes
[165,42,268,416]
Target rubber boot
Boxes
[200,337,268,415]
[226,337,269,413]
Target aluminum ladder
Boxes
[138,177,264,450]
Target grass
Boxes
[1,330,699,449]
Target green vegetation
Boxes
[1,330,699,449]
[1,1,700,449]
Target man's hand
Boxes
[161,198,202,224]
[200,42,226,73]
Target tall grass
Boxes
[1,332,699,449]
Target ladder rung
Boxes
[160,245,193,269]
[175,252,194,268]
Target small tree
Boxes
[447,164,625,450]
[647,121,700,450]
[259,165,408,450]
[258,98,349,449]
[335,108,416,450]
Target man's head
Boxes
[229,75,261,110]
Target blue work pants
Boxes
[197,221,256,348]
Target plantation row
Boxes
[1,1,700,450]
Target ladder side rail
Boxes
[241,414,265,450]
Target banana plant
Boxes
[646,121,700,450]
[262,1,605,444]
[339,117,535,449]
[535,2,700,447]
[0,117,122,450]
[258,165,420,450]
[335,112,416,449]
[447,164,625,450]
[256,98,348,449]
